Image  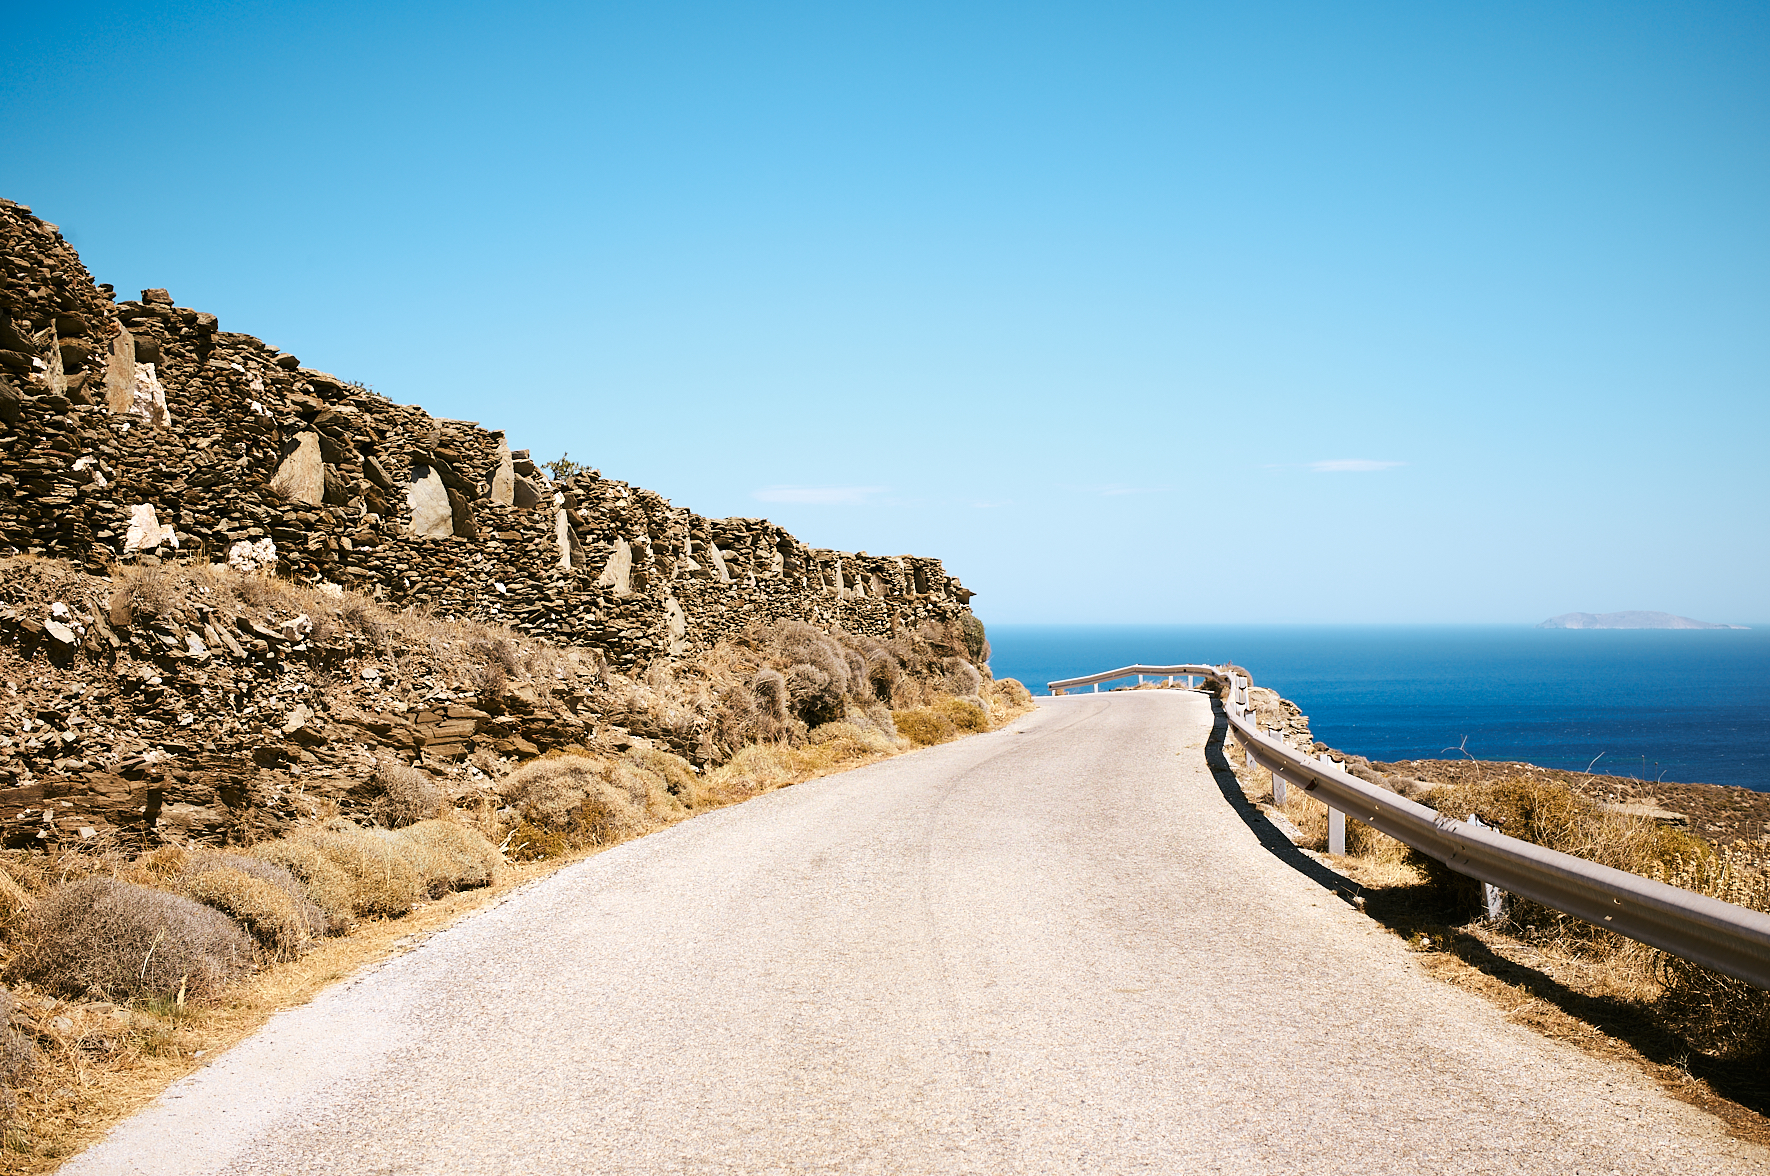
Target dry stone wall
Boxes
[0,199,978,670]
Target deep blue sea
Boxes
[984,625,1770,792]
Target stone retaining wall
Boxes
[0,198,977,669]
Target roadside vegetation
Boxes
[0,566,1032,1171]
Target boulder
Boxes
[268,433,325,506]
[489,436,515,506]
[597,538,633,596]
[406,466,453,539]
[104,327,136,414]
[123,504,177,552]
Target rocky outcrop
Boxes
[0,198,978,672]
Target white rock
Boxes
[228,538,278,573]
[123,503,178,552]
[596,537,632,594]
[130,362,171,429]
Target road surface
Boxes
[63,691,1767,1174]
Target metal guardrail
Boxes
[1047,664,1770,989]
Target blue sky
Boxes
[4,2,1766,624]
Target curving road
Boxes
[65,692,1767,1174]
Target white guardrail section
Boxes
[1046,664,1770,989]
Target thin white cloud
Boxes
[1309,459,1404,474]
[751,485,888,505]
[1086,483,1172,497]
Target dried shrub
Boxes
[182,849,328,938]
[283,823,424,919]
[0,864,32,935]
[944,658,982,699]
[784,662,844,727]
[372,763,443,828]
[498,755,649,846]
[894,708,958,747]
[388,820,501,895]
[753,668,788,720]
[933,694,990,734]
[807,721,894,758]
[862,702,899,740]
[249,839,355,931]
[627,746,701,804]
[119,563,174,620]
[340,595,389,648]
[984,677,1032,711]
[864,650,902,702]
[1651,847,1770,1060]
[5,878,254,1001]
[1415,774,1712,927]
[178,868,314,960]
[508,821,569,862]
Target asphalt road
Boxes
[64,692,1768,1174]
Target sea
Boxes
[984,625,1770,793]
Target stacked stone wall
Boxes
[0,199,977,669]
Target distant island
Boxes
[1537,611,1749,630]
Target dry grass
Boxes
[176,870,314,961]
[179,851,329,945]
[280,825,424,920]
[382,820,501,896]
[248,840,354,932]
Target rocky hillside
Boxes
[0,196,997,852]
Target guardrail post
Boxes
[1272,766,1287,806]
[1093,682,1099,693]
[1318,753,1346,855]
[1469,816,1510,921]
